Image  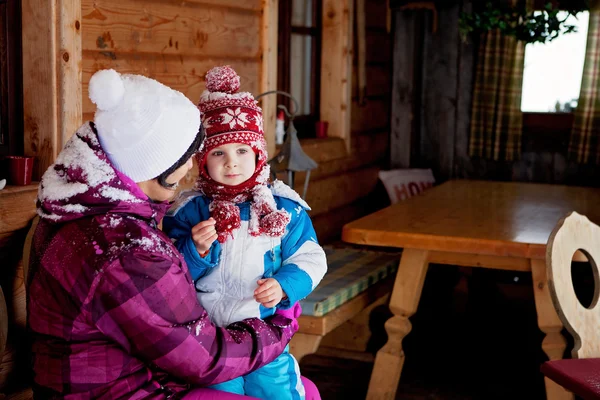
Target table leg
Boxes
[366,249,429,400]
[531,259,574,400]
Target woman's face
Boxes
[137,157,194,202]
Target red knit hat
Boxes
[196,65,268,177]
[195,66,290,243]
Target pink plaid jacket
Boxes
[27,122,296,399]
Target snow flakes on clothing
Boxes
[271,180,311,210]
[37,122,156,224]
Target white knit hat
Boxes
[89,69,200,182]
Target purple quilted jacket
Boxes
[27,122,296,399]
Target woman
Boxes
[27,69,318,399]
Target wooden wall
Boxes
[299,0,392,243]
[391,0,600,187]
[0,0,392,391]
[81,0,263,123]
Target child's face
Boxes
[205,143,256,186]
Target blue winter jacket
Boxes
[163,184,328,327]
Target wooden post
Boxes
[261,0,278,157]
[57,0,83,149]
[356,0,367,106]
[22,0,82,179]
[321,0,353,153]
[389,9,416,168]
[531,258,574,400]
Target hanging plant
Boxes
[459,1,589,44]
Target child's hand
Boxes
[254,278,286,308]
[191,218,218,254]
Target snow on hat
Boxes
[89,69,200,182]
[194,66,290,243]
[196,65,267,173]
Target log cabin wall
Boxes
[0,0,392,391]
[302,0,392,243]
[80,0,263,125]
[391,0,600,186]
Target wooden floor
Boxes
[300,264,588,400]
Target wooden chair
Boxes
[541,211,600,399]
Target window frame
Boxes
[0,0,23,157]
[522,0,587,142]
[277,0,323,138]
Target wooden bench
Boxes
[290,247,400,362]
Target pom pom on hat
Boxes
[89,69,125,111]
[205,65,240,94]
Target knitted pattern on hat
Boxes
[195,66,290,243]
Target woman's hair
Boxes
[156,124,205,189]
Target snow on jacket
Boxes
[28,121,297,399]
[163,183,328,327]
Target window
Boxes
[0,0,22,157]
[521,8,589,146]
[521,11,589,113]
[278,0,322,139]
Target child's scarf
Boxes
[195,159,290,243]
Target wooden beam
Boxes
[0,184,37,234]
[22,0,57,179]
[260,0,278,157]
[22,0,82,179]
[320,0,353,152]
[390,9,416,168]
[58,0,83,147]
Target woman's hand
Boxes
[254,278,286,308]
[191,218,218,254]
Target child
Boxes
[163,66,328,400]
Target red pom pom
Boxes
[259,210,291,237]
[205,65,240,94]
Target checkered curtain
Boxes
[568,8,600,164]
[468,4,525,161]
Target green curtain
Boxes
[468,1,527,161]
[568,7,600,164]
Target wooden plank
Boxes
[389,9,416,168]
[419,2,458,182]
[352,65,392,98]
[140,0,262,11]
[312,196,377,243]
[260,0,278,157]
[22,0,81,180]
[298,276,395,336]
[427,251,531,272]
[351,97,389,133]
[366,31,391,64]
[22,0,57,180]
[81,54,260,117]
[280,131,388,184]
[81,0,261,57]
[58,0,83,146]
[0,185,38,234]
[305,166,380,217]
[453,0,475,178]
[365,0,389,30]
[320,0,353,151]
[356,0,367,106]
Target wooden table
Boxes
[341,180,600,400]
